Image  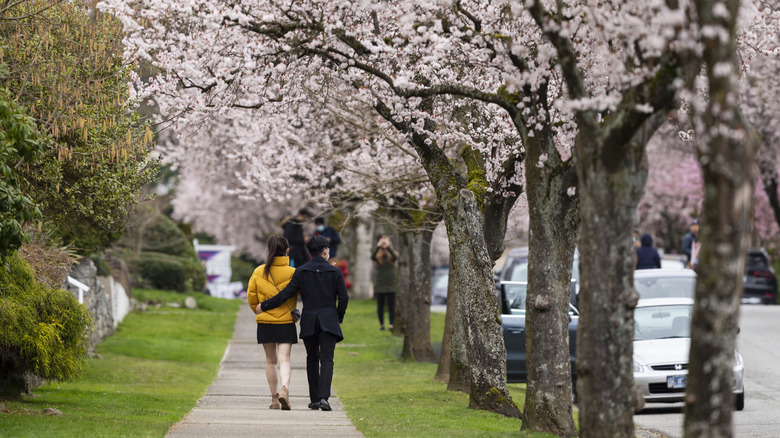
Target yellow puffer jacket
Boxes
[247,256,298,324]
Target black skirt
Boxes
[257,323,298,344]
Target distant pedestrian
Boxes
[281,208,311,267]
[314,217,342,259]
[681,219,699,268]
[371,235,398,331]
[247,236,298,410]
[258,235,349,412]
[636,233,661,270]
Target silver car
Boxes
[633,297,745,410]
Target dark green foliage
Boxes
[116,205,205,293]
[90,253,112,277]
[0,89,45,258]
[142,214,191,256]
[132,252,188,292]
[1,1,160,255]
[0,252,92,397]
[231,254,258,290]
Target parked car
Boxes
[633,297,744,410]
[499,253,700,385]
[431,266,449,305]
[500,281,578,383]
[743,247,778,305]
[497,247,580,308]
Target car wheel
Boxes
[735,392,745,411]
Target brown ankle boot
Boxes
[269,393,281,409]
[279,386,291,410]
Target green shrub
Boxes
[231,254,257,290]
[142,212,191,256]
[180,241,205,292]
[134,252,187,292]
[0,252,92,397]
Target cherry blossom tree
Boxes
[744,43,780,239]
[638,122,778,254]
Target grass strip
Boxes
[0,289,241,437]
[333,299,563,437]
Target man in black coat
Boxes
[258,235,349,411]
[282,208,312,267]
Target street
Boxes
[634,304,780,437]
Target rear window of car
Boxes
[504,258,580,283]
[746,254,769,269]
[635,276,695,299]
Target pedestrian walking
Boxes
[258,235,349,411]
[314,217,342,259]
[636,233,661,270]
[681,219,699,268]
[281,208,312,267]
[246,236,298,410]
[371,234,398,331]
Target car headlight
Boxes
[633,361,644,373]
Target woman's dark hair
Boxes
[264,235,290,278]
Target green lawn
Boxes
[0,289,240,437]
[333,299,562,437]
[1,290,569,437]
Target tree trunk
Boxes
[373,98,519,416]
[684,2,756,436]
[575,115,660,437]
[434,258,456,382]
[351,215,374,299]
[401,227,436,362]
[522,135,580,436]
[395,232,410,337]
[444,188,521,418]
[447,273,472,392]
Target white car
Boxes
[633,298,744,410]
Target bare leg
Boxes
[278,343,293,389]
[262,343,279,395]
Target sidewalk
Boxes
[167,306,362,437]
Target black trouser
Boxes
[302,317,339,402]
[376,292,396,326]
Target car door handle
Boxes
[507,328,524,334]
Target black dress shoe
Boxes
[319,398,332,411]
[308,401,320,410]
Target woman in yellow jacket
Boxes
[247,235,299,410]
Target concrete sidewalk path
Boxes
[167,306,362,437]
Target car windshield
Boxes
[746,253,769,269]
[432,272,448,290]
[504,283,528,313]
[634,305,692,341]
[634,276,695,299]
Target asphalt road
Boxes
[634,304,780,437]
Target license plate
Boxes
[667,374,686,389]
